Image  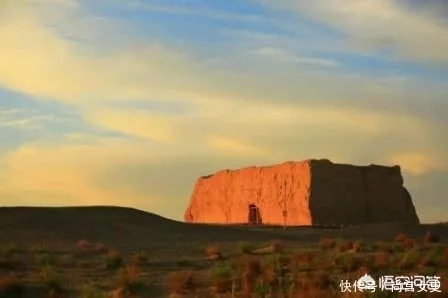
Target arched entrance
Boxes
[248,204,262,225]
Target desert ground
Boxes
[0,206,447,298]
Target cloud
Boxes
[249,47,339,67]
[256,0,448,65]
[391,153,445,176]
[0,137,165,209]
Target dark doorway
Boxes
[248,204,262,225]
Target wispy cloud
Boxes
[250,46,340,67]
[256,0,448,65]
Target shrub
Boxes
[131,250,148,265]
[318,238,336,250]
[398,250,420,270]
[374,251,391,269]
[242,255,261,275]
[374,241,404,253]
[394,233,408,243]
[0,276,25,298]
[205,243,221,258]
[114,264,143,294]
[291,251,315,272]
[335,240,354,253]
[166,270,193,295]
[238,241,256,254]
[333,253,362,272]
[444,247,448,266]
[270,240,284,254]
[39,265,62,293]
[424,231,440,244]
[420,246,443,267]
[177,259,193,267]
[210,262,234,293]
[78,283,106,298]
[403,238,417,250]
[105,250,123,270]
[35,253,54,266]
[77,240,91,250]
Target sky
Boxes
[0,0,447,223]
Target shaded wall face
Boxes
[184,162,313,225]
[309,161,420,225]
[309,161,369,226]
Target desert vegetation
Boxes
[0,232,446,297]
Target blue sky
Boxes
[0,0,447,222]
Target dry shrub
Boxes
[394,233,408,243]
[205,243,221,258]
[131,250,148,266]
[242,255,261,275]
[374,251,390,269]
[318,238,335,249]
[291,251,315,272]
[40,265,62,293]
[166,270,193,295]
[335,240,354,253]
[311,271,333,289]
[114,264,143,294]
[424,231,440,244]
[77,239,91,250]
[106,250,123,270]
[403,238,417,250]
[334,253,363,272]
[260,266,278,286]
[0,275,24,298]
[420,246,444,267]
[210,263,234,293]
[270,240,283,253]
[398,250,420,270]
[444,247,448,266]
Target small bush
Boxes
[131,250,148,265]
[374,241,404,253]
[205,244,221,258]
[333,253,362,272]
[335,240,354,253]
[403,238,417,250]
[291,251,315,272]
[0,276,25,298]
[210,263,234,293]
[398,250,420,270]
[238,241,255,255]
[114,264,143,294]
[79,283,106,298]
[270,240,284,254]
[105,250,123,270]
[394,233,408,243]
[242,255,261,275]
[444,247,448,266]
[77,240,91,250]
[424,231,440,244]
[177,259,193,267]
[318,238,335,250]
[39,265,62,293]
[374,251,391,269]
[35,253,54,266]
[166,270,193,295]
[420,246,443,267]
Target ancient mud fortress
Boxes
[184,159,420,226]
